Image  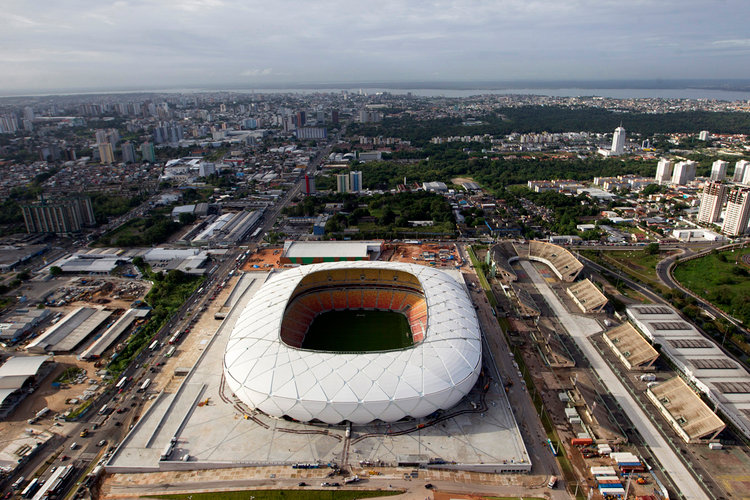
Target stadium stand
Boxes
[528,240,583,282]
[280,282,428,348]
[647,377,725,443]
[490,242,519,282]
[348,289,363,309]
[510,283,540,318]
[566,279,608,313]
[603,322,659,370]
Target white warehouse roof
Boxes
[223,261,482,424]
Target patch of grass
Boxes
[148,490,404,500]
[68,399,92,420]
[581,249,669,294]
[673,247,750,326]
[303,310,412,352]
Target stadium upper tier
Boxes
[528,240,583,282]
[224,261,482,424]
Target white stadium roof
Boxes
[223,261,482,424]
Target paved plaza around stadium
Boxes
[108,268,530,473]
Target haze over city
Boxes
[3,0,750,94]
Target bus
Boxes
[138,379,151,392]
[149,340,159,351]
[165,346,176,358]
[11,476,25,490]
[168,333,180,345]
[20,477,39,498]
[98,404,110,415]
[115,377,127,390]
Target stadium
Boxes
[223,261,482,425]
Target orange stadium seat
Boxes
[332,290,347,309]
[376,289,393,309]
[348,289,363,309]
[362,290,378,309]
[390,291,407,310]
[317,290,333,310]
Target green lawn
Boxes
[581,249,669,293]
[303,310,412,352]
[673,248,750,325]
[149,490,403,500]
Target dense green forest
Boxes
[348,106,750,145]
[347,147,656,193]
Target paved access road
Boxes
[520,260,709,500]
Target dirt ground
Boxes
[386,243,463,268]
[242,247,284,270]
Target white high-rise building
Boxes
[733,160,749,182]
[697,182,727,224]
[743,165,750,186]
[699,130,710,141]
[710,160,728,181]
[722,188,750,236]
[336,173,351,193]
[671,160,697,185]
[655,159,673,184]
[611,125,626,155]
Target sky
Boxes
[2,0,750,93]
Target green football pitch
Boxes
[301,310,413,352]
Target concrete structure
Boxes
[336,173,350,193]
[303,174,315,195]
[627,304,750,440]
[22,196,95,235]
[422,181,448,192]
[141,141,156,163]
[721,188,750,236]
[349,170,362,192]
[655,158,673,184]
[710,160,728,181]
[527,240,583,282]
[191,210,262,246]
[142,248,209,275]
[26,307,112,353]
[671,229,726,242]
[489,242,519,282]
[0,355,52,417]
[294,127,327,140]
[671,160,697,185]
[80,308,149,360]
[0,309,51,344]
[602,322,659,370]
[566,279,607,313]
[280,240,383,264]
[521,263,709,499]
[98,142,115,164]
[697,181,727,224]
[647,377,725,443]
[0,244,48,272]
[611,125,626,155]
[107,273,529,473]
[121,141,137,164]
[224,262,481,424]
[733,159,749,183]
[54,253,128,274]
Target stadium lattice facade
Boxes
[223,261,482,424]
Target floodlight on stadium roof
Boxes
[223,261,482,424]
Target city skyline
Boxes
[3,0,750,94]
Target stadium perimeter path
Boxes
[519,260,709,500]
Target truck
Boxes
[639,373,657,382]
[547,476,558,489]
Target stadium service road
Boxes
[519,260,709,500]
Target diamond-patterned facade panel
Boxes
[223,261,481,424]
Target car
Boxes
[97,440,107,447]
[298,482,307,487]
[425,483,434,489]
[114,421,122,426]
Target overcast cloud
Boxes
[2,0,750,92]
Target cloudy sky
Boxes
[2,0,750,93]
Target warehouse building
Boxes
[603,321,659,371]
[280,240,383,264]
[647,377,725,443]
[26,307,112,353]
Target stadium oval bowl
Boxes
[223,261,482,424]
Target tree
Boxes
[644,242,660,255]
[49,266,63,277]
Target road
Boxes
[46,136,343,499]
[520,260,709,500]
[457,244,559,479]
